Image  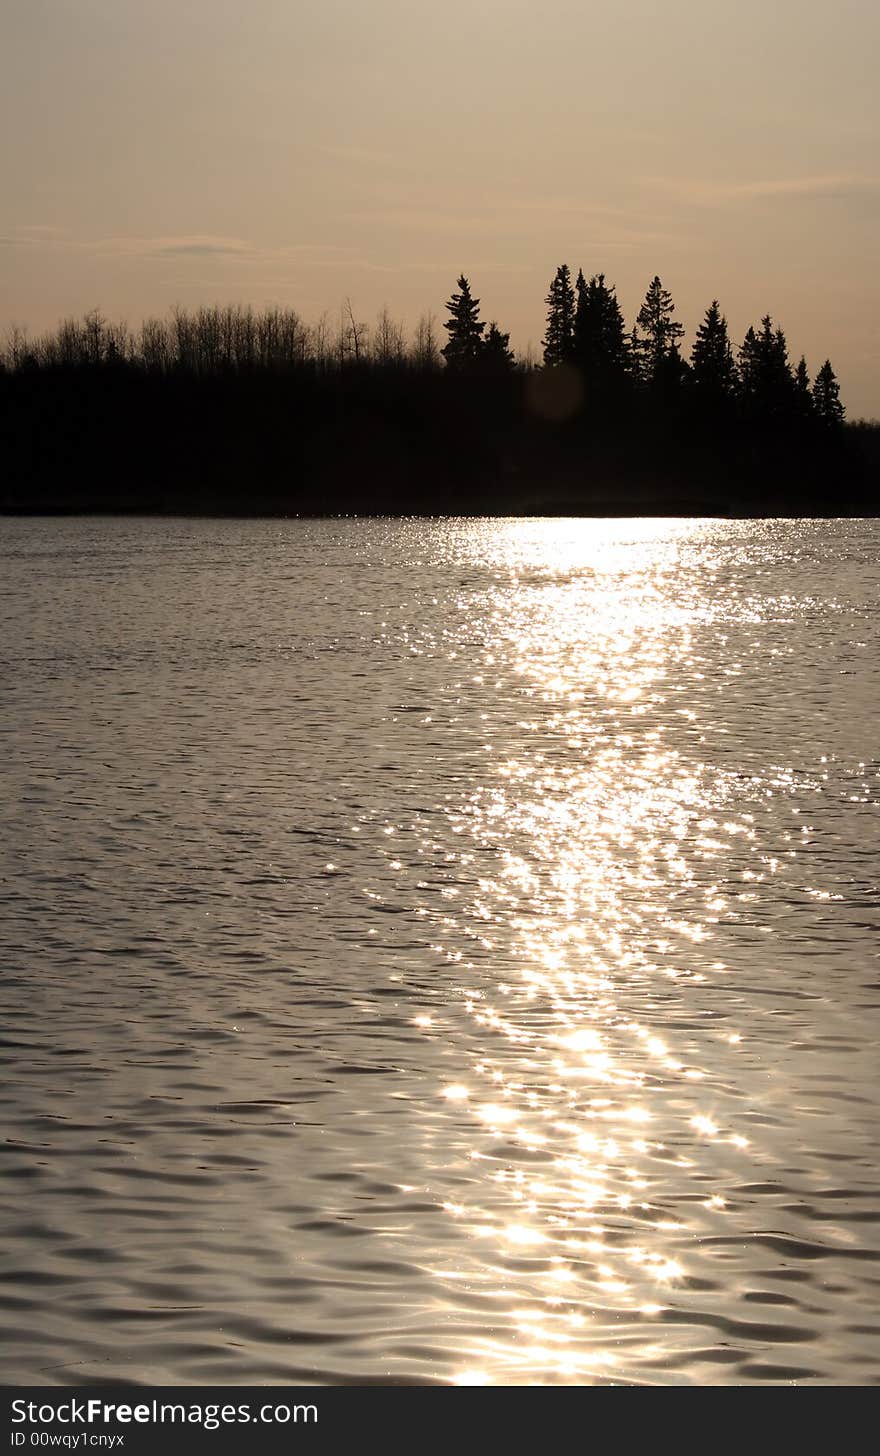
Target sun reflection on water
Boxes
[418,520,765,1383]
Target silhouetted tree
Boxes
[628,324,648,387]
[542,264,575,365]
[0,279,858,519]
[737,325,760,402]
[84,309,106,366]
[483,321,515,372]
[339,298,369,365]
[372,305,407,366]
[573,268,588,342]
[442,276,485,370]
[812,359,845,426]
[3,325,28,371]
[738,315,794,419]
[652,343,691,410]
[690,300,737,399]
[635,275,684,381]
[412,312,441,370]
[793,356,814,419]
[572,272,630,398]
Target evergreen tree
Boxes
[628,325,649,387]
[635,275,684,380]
[690,300,737,397]
[542,264,575,365]
[572,272,629,392]
[738,316,794,418]
[653,342,691,405]
[441,276,485,370]
[812,359,845,426]
[772,323,793,400]
[793,356,814,418]
[483,321,515,372]
[737,325,761,402]
[573,267,588,346]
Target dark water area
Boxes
[1,516,878,1385]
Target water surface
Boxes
[1,516,878,1385]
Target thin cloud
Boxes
[94,236,367,266]
[642,174,880,205]
[345,188,692,250]
[1,228,394,277]
[155,242,251,257]
[0,226,70,249]
[98,234,255,260]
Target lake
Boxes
[1,515,878,1385]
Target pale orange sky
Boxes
[2,0,878,415]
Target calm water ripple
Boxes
[1,516,878,1384]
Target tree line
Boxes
[0,301,442,376]
[0,267,874,517]
[536,266,845,425]
[441,266,844,428]
[0,268,846,427]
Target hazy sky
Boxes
[2,0,878,414]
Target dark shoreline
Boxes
[3,503,879,520]
[2,365,877,520]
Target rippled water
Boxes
[1,515,878,1386]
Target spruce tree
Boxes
[690,300,736,398]
[635,275,684,380]
[542,264,575,365]
[628,325,648,387]
[483,321,515,372]
[653,342,691,405]
[738,316,794,418]
[572,273,629,390]
[762,317,793,415]
[812,360,845,426]
[793,356,814,418]
[441,276,485,370]
[573,268,589,355]
[737,325,761,402]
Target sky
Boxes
[1,0,878,416]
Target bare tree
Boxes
[311,311,330,369]
[3,324,29,370]
[372,305,406,366]
[338,298,369,366]
[140,317,170,372]
[412,311,440,370]
[83,309,107,365]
